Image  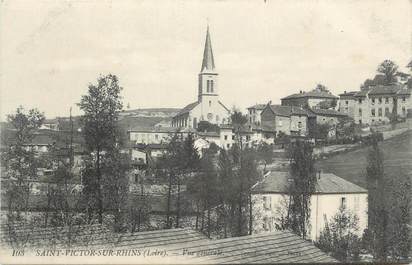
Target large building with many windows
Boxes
[339,84,411,125]
[172,26,230,129]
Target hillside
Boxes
[317,130,412,189]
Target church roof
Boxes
[175,101,199,117]
[200,26,215,73]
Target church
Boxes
[172,26,230,128]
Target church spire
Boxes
[200,25,215,72]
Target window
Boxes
[385,97,389,104]
[358,99,362,104]
[210,80,214,93]
[232,135,235,140]
[209,100,211,107]
[402,107,406,116]
[206,80,210,92]
[246,135,251,141]
[371,109,375,116]
[345,100,348,105]
[298,121,302,128]
[402,97,406,102]
[226,143,230,148]
[155,134,159,140]
[359,108,362,116]
[378,108,382,117]
[385,107,389,115]
[378,97,382,104]
[359,119,362,124]
[263,196,271,210]
[224,135,228,140]
[372,98,375,104]
[341,197,347,209]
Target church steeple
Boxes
[200,25,215,73]
[198,25,219,103]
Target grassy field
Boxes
[317,130,412,189]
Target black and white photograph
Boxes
[0,0,411,264]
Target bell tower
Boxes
[197,25,220,122]
[198,25,218,102]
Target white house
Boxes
[252,171,368,241]
[172,26,230,129]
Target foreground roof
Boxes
[2,226,335,264]
[252,171,367,194]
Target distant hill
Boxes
[119,108,181,118]
[317,130,412,189]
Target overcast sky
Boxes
[1,0,411,120]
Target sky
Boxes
[1,0,411,120]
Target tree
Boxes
[78,74,123,224]
[2,106,45,247]
[365,133,388,261]
[285,140,317,239]
[314,84,330,93]
[316,206,361,262]
[256,142,274,172]
[377,60,399,85]
[386,172,411,261]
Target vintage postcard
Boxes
[0,0,411,264]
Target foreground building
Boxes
[252,171,368,241]
[172,26,230,129]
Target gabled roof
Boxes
[368,84,404,96]
[200,25,216,73]
[252,171,367,194]
[309,108,348,117]
[266,104,314,117]
[354,90,369,97]
[282,90,338,100]
[339,91,357,97]
[247,104,267,110]
[166,230,336,264]
[174,101,199,117]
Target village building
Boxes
[252,171,368,241]
[307,108,349,126]
[172,26,230,129]
[260,104,314,137]
[128,127,196,145]
[247,104,266,126]
[281,89,338,109]
[338,84,412,125]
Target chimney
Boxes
[300,90,303,94]
[344,90,346,94]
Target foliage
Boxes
[285,140,317,239]
[310,123,333,141]
[315,206,361,262]
[365,133,388,261]
[256,142,273,172]
[315,84,330,93]
[377,60,399,85]
[1,107,45,247]
[197,121,220,133]
[78,74,124,224]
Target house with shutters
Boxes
[252,171,368,241]
[260,103,314,137]
[338,84,412,125]
[172,26,230,129]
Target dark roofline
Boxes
[252,190,367,195]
